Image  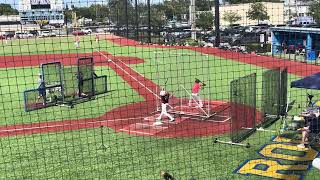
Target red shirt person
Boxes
[189,79,204,108]
[95,34,99,42]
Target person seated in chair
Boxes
[297,112,320,148]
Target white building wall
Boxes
[284,0,311,18]
[213,2,285,26]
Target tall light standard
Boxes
[147,0,151,43]
[190,0,196,40]
[214,0,220,47]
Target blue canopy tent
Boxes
[291,73,320,90]
[291,72,320,108]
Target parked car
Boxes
[39,31,56,37]
[4,33,15,39]
[289,16,315,26]
[81,28,92,34]
[231,32,260,45]
[15,32,33,39]
[29,30,39,36]
[72,30,85,36]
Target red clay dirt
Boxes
[0,51,238,138]
[105,34,320,77]
[0,52,144,68]
[1,34,316,138]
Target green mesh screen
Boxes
[230,73,257,143]
[261,68,281,126]
[78,57,94,96]
[41,62,62,87]
[94,75,108,95]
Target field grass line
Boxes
[0,117,144,133]
[96,50,160,100]
[119,129,156,135]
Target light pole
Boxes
[147,0,151,43]
[190,0,196,40]
[135,0,138,41]
[214,0,220,47]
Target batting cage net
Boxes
[41,62,63,87]
[78,57,95,96]
[261,67,288,127]
[261,68,281,126]
[230,73,256,143]
[280,68,288,116]
[1,0,319,179]
[94,75,108,95]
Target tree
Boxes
[196,0,214,11]
[196,12,214,30]
[137,3,166,28]
[0,4,18,15]
[89,4,109,22]
[108,0,134,26]
[310,0,320,25]
[225,0,281,4]
[247,2,269,24]
[150,5,166,28]
[223,11,241,26]
[163,0,189,21]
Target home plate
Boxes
[120,122,168,136]
[143,114,188,125]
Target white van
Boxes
[15,32,33,39]
[39,31,56,37]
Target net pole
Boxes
[205,54,210,116]
[179,54,182,111]
[155,52,159,111]
[181,85,208,116]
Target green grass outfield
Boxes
[0,36,318,179]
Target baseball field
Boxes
[0,35,319,179]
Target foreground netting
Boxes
[2,0,320,179]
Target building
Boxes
[270,27,320,60]
[19,0,64,25]
[284,0,312,19]
[0,15,40,35]
[213,2,285,26]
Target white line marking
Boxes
[135,123,153,127]
[119,129,156,135]
[205,117,231,123]
[0,117,144,133]
[96,50,161,100]
[180,85,209,116]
